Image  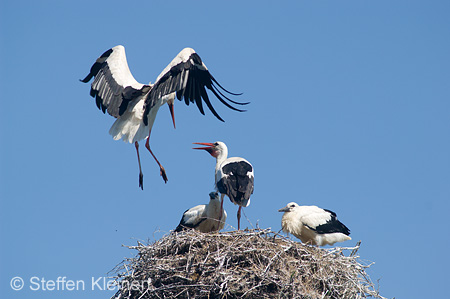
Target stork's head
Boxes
[193,141,227,158]
[209,191,219,200]
[278,202,300,213]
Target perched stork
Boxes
[193,141,254,230]
[81,45,248,189]
[278,202,351,246]
[174,192,227,233]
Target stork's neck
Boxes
[208,197,221,212]
[214,147,228,173]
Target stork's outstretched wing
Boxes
[143,48,248,125]
[81,45,150,118]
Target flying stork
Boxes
[81,45,248,189]
[278,202,351,246]
[193,141,254,230]
[174,191,227,233]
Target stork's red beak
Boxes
[193,142,215,150]
[168,103,176,129]
[193,142,215,155]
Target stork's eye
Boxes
[214,142,219,146]
[290,204,295,208]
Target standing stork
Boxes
[81,45,248,189]
[278,202,351,246]
[174,191,227,233]
[193,141,254,230]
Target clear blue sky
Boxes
[1,1,449,298]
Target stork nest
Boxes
[110,229,385,299]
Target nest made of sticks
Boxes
[111,229,385,299]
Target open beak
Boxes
[168,103,176,129]
[278,207,290,212]
[193,142,215,150]
[193,142,215,154]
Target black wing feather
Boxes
[196,87,207,115]
[306,211,351,236]
[174,209,207,232]
[217,161,254,206]
[80,48,113,83]
[210,85,247,113]
[143,51,248,125]
[210,75,244,97]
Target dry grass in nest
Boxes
[110,229,385,299]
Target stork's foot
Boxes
[160,166,168,183]
[139,172,144,190]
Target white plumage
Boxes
[81,45,248,189]
[174,192,227,233]
[278,202,351,246]
[193,141,254,230]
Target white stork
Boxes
[278,202,351,246]
[81,45,248,189]
[174,191,227,233]
[193,141,254,230]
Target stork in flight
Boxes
[278,202,351,246]
[81,45,248,189]
[174,191,227,233]
[193,141,254,230]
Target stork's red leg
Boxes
[168,102,176,129]
[237,206,242,230]
[135,141,144,190]
[145,129,168,183]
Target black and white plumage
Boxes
[278,202,351,246]
[81,45,248,189]
[174,192,227,233]
[193,141,254,230]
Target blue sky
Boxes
[1,1,449,298]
